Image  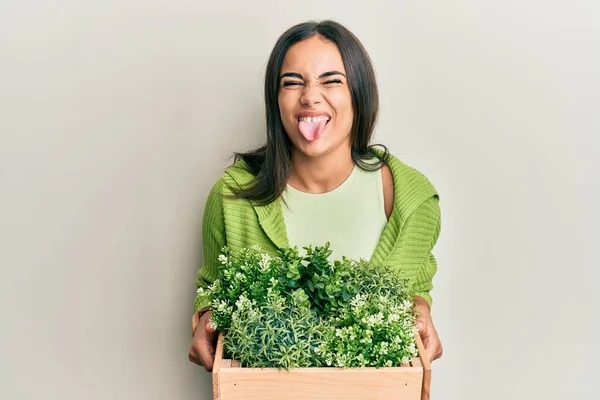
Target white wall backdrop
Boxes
[1,1,598,399]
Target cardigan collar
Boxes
[226,150,436,264]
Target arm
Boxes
[193,179,226,314]
[395,195,441,308]
[189,179,226,371]
[381,164,440,307]
[394,195,443,362]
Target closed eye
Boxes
[282,81,304,87]
[323,79,343,85]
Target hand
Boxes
[188,310,218,372]
[415,298,443,363]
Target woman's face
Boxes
[278,35,354,159]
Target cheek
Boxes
[278,95,298,137]
[328,91,353,120]
[278,94,295,119]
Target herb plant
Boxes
[196,243,419,370]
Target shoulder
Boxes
[384,153,437,196]
[378,151,439,223]
[203,164,257,226]
[213,159,255,193]
[204,177,225,216]
[204,158,253,205]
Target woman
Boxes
[189,20,443,371]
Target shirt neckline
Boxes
[286,164,359,196]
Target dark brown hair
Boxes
[233,20,388,205]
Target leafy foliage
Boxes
[196,243,419,370]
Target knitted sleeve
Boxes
[193,178,226,312]
[395,195,441,308]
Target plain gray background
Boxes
[1,1,598,399]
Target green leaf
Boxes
[342,290,351,302]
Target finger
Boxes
[188,345,201,366]
[415,315,427,334]
[205,320,217,334]
[417,328,435,362]
[205,324,218,350]
[421,329,435,361]
[192,312,200,337]
[419,332,431,360]
[427,341,437,363]
[201,311,215,331]
[416,321,424,333]
[198,340,215,372]
[424,334,441,362]
[420,335,430,360]
[433,343,444,361]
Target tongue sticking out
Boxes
[298,119,328,141]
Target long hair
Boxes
[233,20,388,205]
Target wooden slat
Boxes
[414,334,431,400]
[219,367,423,400]
[213,333,224,370]
[410,358,422,367]
[212,333,225,400]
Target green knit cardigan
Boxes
[194,153,441,311]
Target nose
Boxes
[300,84,322,107]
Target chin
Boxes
[294,144,325,158]
[293,136,336,158]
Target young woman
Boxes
[189,20,443,371]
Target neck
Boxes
[288,145,355,194]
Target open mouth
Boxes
[297,115,331,141]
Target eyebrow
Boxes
[279,70,347,80]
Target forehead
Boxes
[280,35,346,75]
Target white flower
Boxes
[335,354,350,367]
[378,341,389,355]
[236,294,249,305]
[258,253,272,272]
[350,293,366,309]
[207,318,217,331]
[218,254,228,264]
[378,294,390,305]
[235,272,245,282]
[216,300,228,313]
[248,308,258,319]
[408,342,417,355]
[360,337,373,345]
[364,312,384,326]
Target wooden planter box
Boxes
[212,333,431,400]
